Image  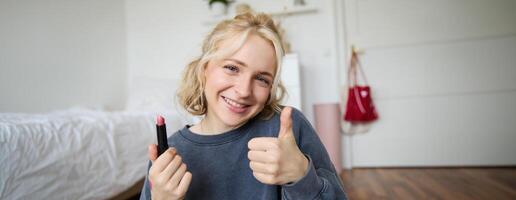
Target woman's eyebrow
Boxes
[224,58,247,67]
[259,71,273,78]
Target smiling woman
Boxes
[177,13,286,121]
[139,12,348,200]
[198,34,277,134]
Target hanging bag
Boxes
[343,48,379,123]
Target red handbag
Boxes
[343,49,379,123]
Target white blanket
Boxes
[0,108,185,200]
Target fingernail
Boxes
[169,148,177,155]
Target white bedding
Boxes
[0,108,186,200]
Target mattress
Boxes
[0,108,186,200]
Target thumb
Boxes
[278,107,293,138]
[148,144,158,163]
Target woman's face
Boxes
[203,34,276,131]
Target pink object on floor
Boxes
[313,103,342,173]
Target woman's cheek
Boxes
[256,88,271,103]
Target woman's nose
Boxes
[234,78,252,98]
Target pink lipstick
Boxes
[156,115,169,156]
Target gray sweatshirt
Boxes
[140,108,348,200]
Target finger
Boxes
[248,150,277,163]
[160,154,183,180]
[176,172,192,195]
[148,144,158,162]
[168,163,187,188]
[278,107,293,138]
[253,172,275,185]
[249,161,277,175]
[152,148,177,173]
[248,137,278,151]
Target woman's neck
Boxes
[201,117,233,135]
[189,115,235,135]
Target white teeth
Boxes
[223,97,246,108]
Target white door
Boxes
[341,0,516,167]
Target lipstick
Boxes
[156,115,169,156]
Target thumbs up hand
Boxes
[247,107,309,185]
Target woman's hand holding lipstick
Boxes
[148,145,192,200]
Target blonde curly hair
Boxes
[177,12,286,119]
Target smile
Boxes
[222,96,249,108]
[222,96,251,113]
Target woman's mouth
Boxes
[222,96,250,113]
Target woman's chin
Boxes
[221,109,258,128]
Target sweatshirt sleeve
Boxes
[139,161,152,200]
[281,108,348,200]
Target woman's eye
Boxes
[223,65,239,72]
[256,76,270,86]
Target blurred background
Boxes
[1,0,515,199]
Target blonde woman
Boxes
[140,13,347,200]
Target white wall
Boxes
[0,0,341,118]
[125,0,342,123]
[341,0,516,167]
[0,0,127,113]
[4,0,514,168]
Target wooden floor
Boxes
[340,168,516,200]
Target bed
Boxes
[0,108,188,199]
[0,78,194,199]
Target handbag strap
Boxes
[347,48,369,87]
